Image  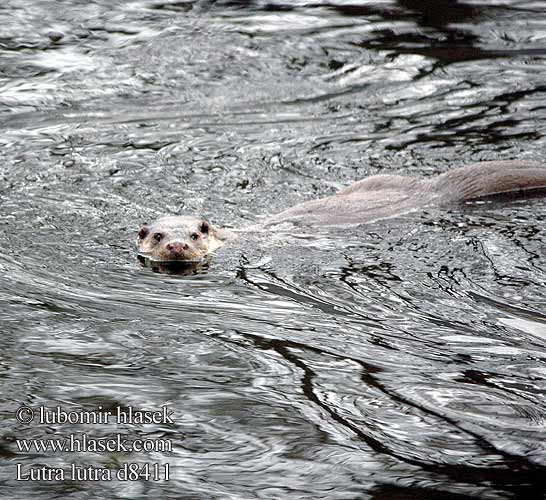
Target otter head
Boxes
[136,215,223,262]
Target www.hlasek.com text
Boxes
[17,433,172,453]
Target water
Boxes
[2,0,546,498]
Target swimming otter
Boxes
[137,160,546,263]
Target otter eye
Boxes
[199,221,209,234]
[190,233,199,241]
[153,233,163,243]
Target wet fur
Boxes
[137,160,546,262]
[137,215,229,262]
[264,160,546,226]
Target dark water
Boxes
[2,0,546,498]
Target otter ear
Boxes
[199,221,210,234]
[138,224,149,239]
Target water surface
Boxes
[1,1,546,498]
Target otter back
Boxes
[433,160,546,202]
[263,160,546,227]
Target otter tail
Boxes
[434,160,546,201]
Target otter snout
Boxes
[165,241,190,259]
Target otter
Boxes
[136,160,546,264]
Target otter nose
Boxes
[166,242,189,253]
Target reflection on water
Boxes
[2,0,546,498]
[137,253,212,274]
